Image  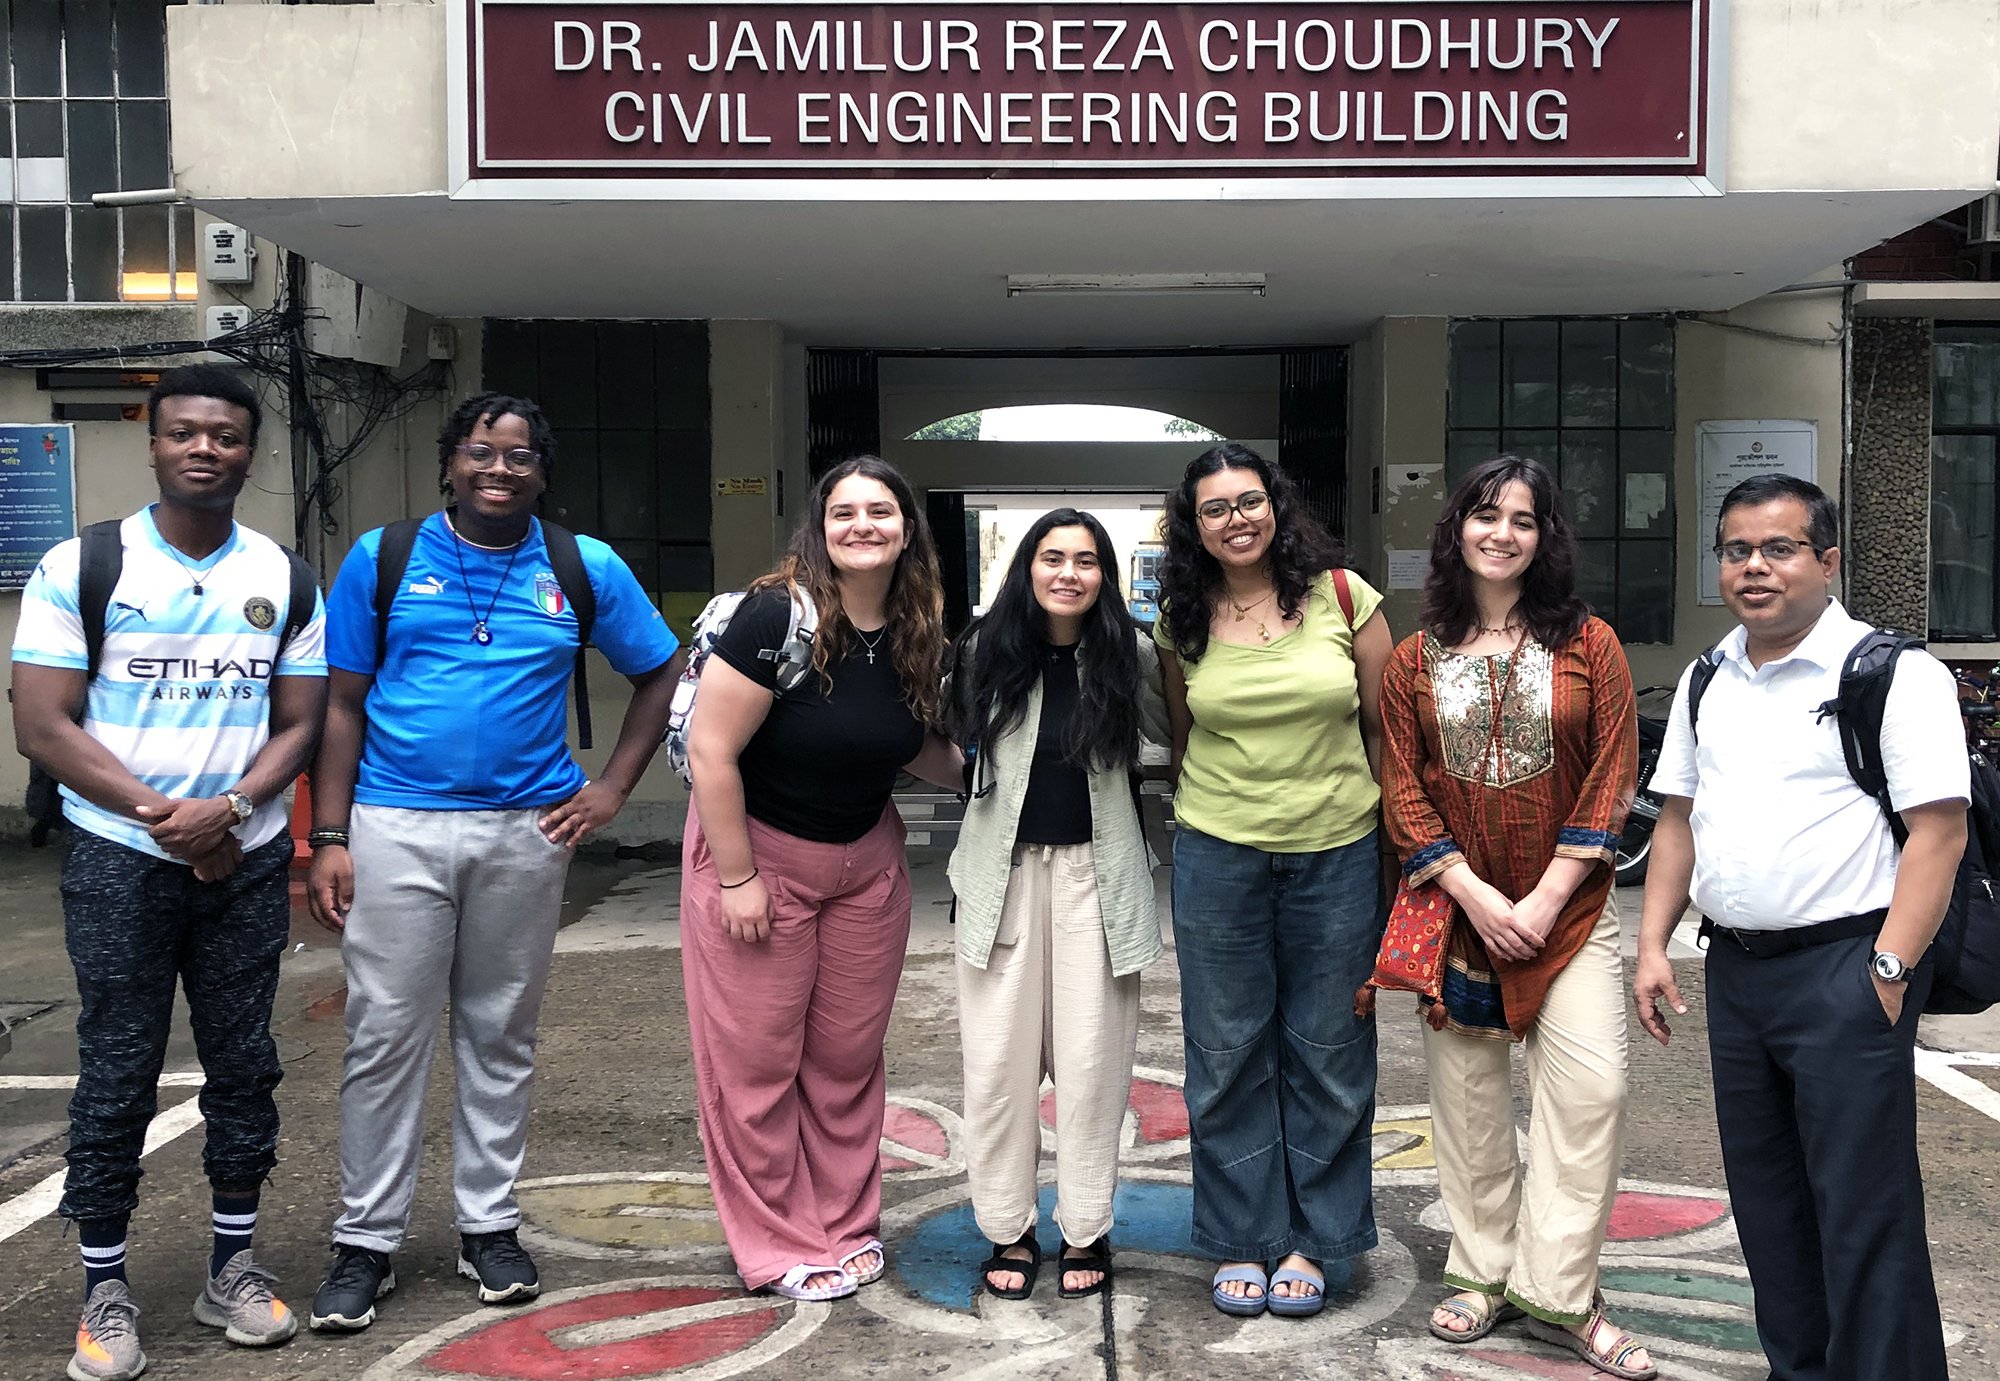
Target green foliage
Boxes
[910,411,984,441]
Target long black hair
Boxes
[951,508,1141,775]
[1422,454,1589,650]
[1157,442,1345,662]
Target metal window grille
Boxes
[1445,317,1678,644]
[3,1,192,304]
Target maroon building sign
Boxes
[456,1,1713,182]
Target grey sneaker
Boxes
[191,1250,298,1347]
[68,1280,145,1381]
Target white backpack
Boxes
[664,585,819,785]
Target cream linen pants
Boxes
[1423,897,1629,1324]
[957,842,1141,1249]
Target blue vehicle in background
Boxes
[1129,543,1163,625]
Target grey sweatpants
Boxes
[332,804,572,1253]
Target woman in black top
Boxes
[946,510,1165,1301]
[680,457,961,1303]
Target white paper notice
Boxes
[1387,548,1431,591]
[1695,420,1817,605]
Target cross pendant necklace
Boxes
[855,626,886,664]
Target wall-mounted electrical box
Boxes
[201,223,256,284]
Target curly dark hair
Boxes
[1421,454,1589,650]
[949,507,1141,777]
[435,392,557,495]
[750,456,947,731]
[1157,442,1345,663]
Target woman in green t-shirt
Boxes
[1154,443,1394,1318]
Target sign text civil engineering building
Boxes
[456,1,1714,184]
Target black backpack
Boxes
[372,516,598,749]
[1687,629,2000,1014]
[22,520,319,846]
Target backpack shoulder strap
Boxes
[1331,568,1355,629]
[1828,628,1924,847]
[537,520,596,647]
[278,548,318,661]
[1685,642,1727,738]
[76,519,126,682]
[536,519,598,750]
[373,518,425,671]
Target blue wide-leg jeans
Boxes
[1171,823,1383,1263]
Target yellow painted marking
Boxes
[1371,1117,1437,1170]
[518,1181,727,1250]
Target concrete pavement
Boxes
[2,840,1998,1380]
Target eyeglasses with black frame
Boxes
[455,442,542,474]
[1196,490,1270,530]
[1712,538,1823,566]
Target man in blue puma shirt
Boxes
[305,393,678,1330]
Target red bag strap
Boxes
[1331,567,1355,629]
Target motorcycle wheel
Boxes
[1614,826,1652,888]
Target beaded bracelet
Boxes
[307,828,350,848]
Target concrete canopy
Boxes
[193,187,1972,349]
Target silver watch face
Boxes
[228,792,253,821]
[1872,951,1907,982]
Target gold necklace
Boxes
[1228,587,1277,642]
[1476,620,1523,637]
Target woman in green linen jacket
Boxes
[946,507,1165,1303]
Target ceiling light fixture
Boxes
[1006,273,1267,298]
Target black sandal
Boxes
[1056,1237,1113,1299]
[979,1231,1041,1300]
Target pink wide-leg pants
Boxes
[680,802,912,1289]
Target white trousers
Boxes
[957,842,1141,1249]
[1423,897,1629,1323]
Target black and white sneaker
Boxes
[308,1245,395,1333]
[458,1229,540,1305]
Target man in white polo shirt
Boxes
[1633,474,1968,1381]
[12,365,328,1381]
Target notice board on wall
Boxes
[1695,419,1816,607]
[0,423,76,590]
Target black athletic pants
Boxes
[1705,927,1948,1381]
[58,831,294,1222]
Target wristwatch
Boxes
[1870,950,1910,983]
[223,789,255,824]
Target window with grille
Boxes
[3,1,194,304]
[1446,318,1677,644]
[1931,325,2000,642]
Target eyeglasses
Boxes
[1712,538,1822,566]
[456,442,542,474]
[1196,491,1270,530]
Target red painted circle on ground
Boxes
[422,1286,780,1380]
[1605,1191,1730,1241]
[881,1103,950,1171]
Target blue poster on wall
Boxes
[0,424,77,590]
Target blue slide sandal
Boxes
[1211,1263,1270,1317]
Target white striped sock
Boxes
[213,1209,257,1240]
[80,1242,127,1267]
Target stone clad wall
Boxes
[1847,318,1932,634]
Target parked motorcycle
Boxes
[1615,688,1673,889]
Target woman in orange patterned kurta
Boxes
[1381,456,1651,1379]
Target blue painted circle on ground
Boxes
[894,1181,1353,1312]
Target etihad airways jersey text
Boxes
[11,508,328,860]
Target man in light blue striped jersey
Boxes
[12,364,329,1381]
